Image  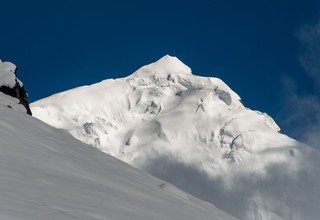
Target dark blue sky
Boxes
[1,0,319,141]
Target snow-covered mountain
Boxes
[0,60,235,219]
[31,55,320,220]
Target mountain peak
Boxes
[131,55,192,77]
[30,56,320,219]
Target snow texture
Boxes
[0,86,235,219]
[32,55,320,220]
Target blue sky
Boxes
[1,0,320,143]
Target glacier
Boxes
[31,55,320,219]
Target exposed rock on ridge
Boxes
[0,60,32,115]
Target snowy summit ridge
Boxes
[32,55,320,220]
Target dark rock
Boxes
[0,63,32,115]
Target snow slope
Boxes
[32,55,320,219]
[0,85,235,219]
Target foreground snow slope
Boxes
[0,99,236,219]
[32,55,320,219]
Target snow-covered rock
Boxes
[0,60,32,115]
[31,55,320,220]
[0,83,235,220]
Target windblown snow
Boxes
[0,67,235,219]
[32,55,320,220]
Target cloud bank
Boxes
[281,21,320,148]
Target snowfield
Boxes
[31,55,320,219]
[0,61,236,220]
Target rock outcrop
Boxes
[0,60,32,115]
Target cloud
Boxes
[298,22,320,91]
[280,21,320,148]
[141,151,320,219]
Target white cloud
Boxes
[298,22,320,90]
[281,21,320,148]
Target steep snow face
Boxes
[31,55,320,220]
[0,89,235,220]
